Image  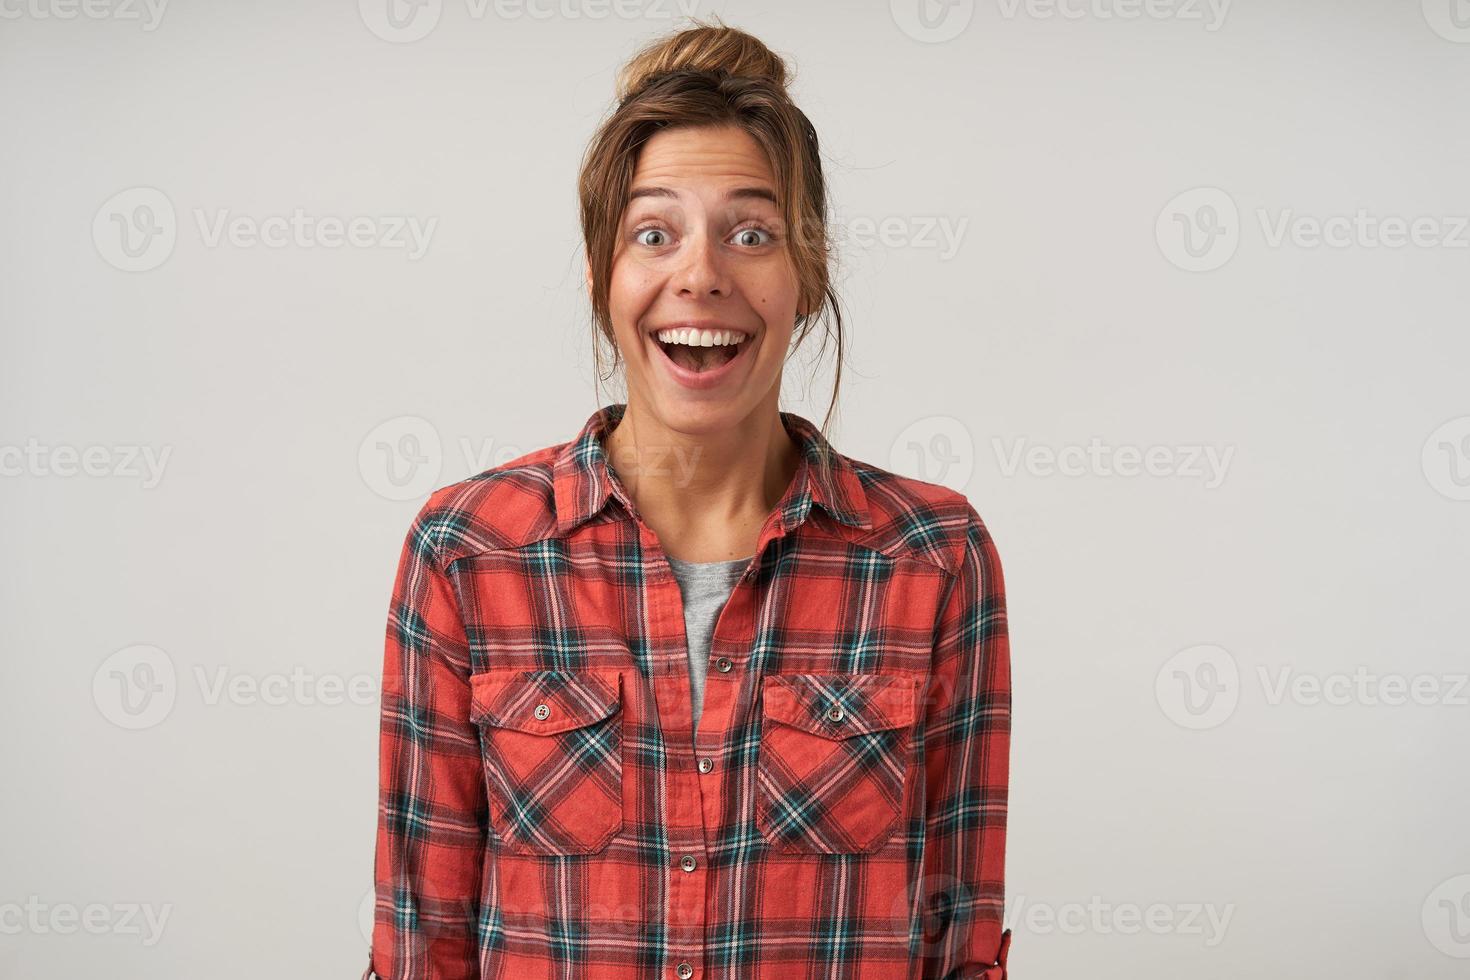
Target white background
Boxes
[3,0,1469,977]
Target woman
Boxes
[364,19,1011,980]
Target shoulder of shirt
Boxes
[402,441,567,568]
[402,441,997,578]
[843,452,998,579]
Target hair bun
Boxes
[615,19,791,103]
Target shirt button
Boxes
[825,704,844,722]
[675,962,694,979]
[714,656,732,673]
[680,854,698,872]
[697,757,713,773]
[533,703,551,720]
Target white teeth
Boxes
[654,327,747,347]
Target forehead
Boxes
[629,125,775,190]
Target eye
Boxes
[731,226,773,247]
[634,227,670,247]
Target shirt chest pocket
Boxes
[755,672,921,855]
[468,669,625,856]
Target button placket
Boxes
[645,540,714,980]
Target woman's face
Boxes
[599,123,803,431]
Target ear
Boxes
[584,254,594,296]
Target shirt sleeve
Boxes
[918,503,1013,979]
[363,494,487,980]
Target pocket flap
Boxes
[760,672,919,739]
[469,669,622,735]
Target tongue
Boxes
[670,344,735,373]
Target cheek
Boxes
[744,263,800,314]
[763,320,796,358]
[610,259,658,307]
[608,267,671,365]
[608,262,656,339]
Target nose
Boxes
[671,231,731,299]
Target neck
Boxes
[602,399,799,562]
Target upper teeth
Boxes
[655,328,747,347]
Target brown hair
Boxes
[577,16,845,433]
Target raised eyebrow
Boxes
[626,185,779,206]
[727,186,778,206]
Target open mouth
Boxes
[653,326,749,374]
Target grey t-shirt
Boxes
[665,553,751,733]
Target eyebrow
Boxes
[627,185,778,206]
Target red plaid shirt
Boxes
[363,402,1012,980]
